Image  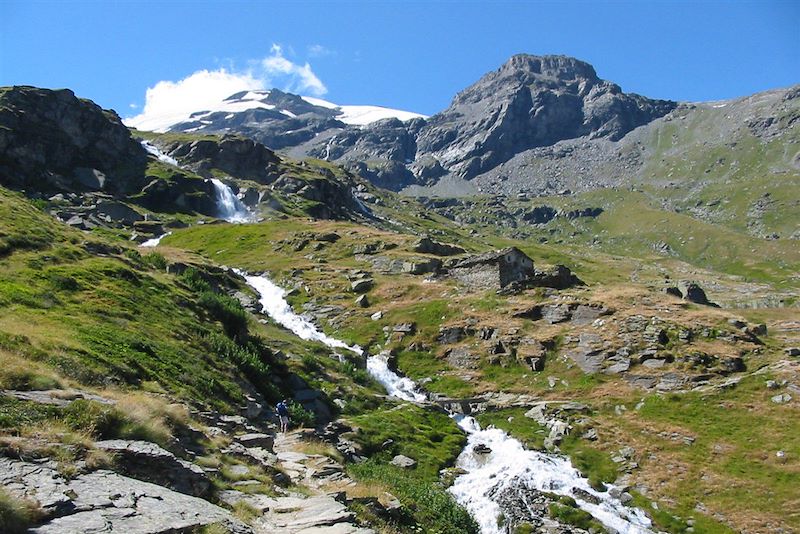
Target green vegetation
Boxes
[548,498,606,532]
[348,460,478,534]
[476,408,548,449]
[348,403,465,478]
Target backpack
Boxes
[277,402,289,416]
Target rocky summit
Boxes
[0,53,799,534]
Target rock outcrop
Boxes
[0,457,250,534]
[0,86,147,194]
[93,439,211,497]
[157,134,280,183]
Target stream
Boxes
[242,272,653,533]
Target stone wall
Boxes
[450,264,502,290]
[499,250,535,287]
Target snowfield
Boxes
[125,90,426,132]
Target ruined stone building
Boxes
[449,247,534,290]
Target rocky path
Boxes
[222,430,374,534]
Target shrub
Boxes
[288,403,315,428]
[204,333,279,401]
[179,268,211,293]
[198,291,248,340]
[0,487,42,534]
[142,252,168,271]
[348,460,478,534]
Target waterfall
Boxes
[210,178,252,223]
[239,271,652,533]
[140,140,180,167]
[139,232,172,248]
[140,140,251,223]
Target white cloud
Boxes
[261,44,327,96]
[125,46,327,131]
[308,44,334,58]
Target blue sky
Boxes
[1,0,798,120]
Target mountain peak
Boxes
[500,54,599,82]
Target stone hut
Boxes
[449,247,535,290]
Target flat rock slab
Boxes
[236,432,275,449]
[1,389,114,407]
[278,451,311,463]
[0,458,250,534]
[94,439,209,496]
[295,524,375,534]
[259,495,355,530]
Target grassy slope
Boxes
[164,205,800,532]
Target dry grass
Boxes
[0,349,63,391]
[292,439,344,464]
[0,486,42,534]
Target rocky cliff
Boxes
[0,86,148,194]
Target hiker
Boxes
[276,399,290,433]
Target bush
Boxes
[288,402,316,428]
[0,487,41,534]
[178,268,211,292]
[142,252,168,271]
[340,362,371,385]
[204,333,279,401]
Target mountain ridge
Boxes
[128,54,683,190]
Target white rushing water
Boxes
[240,271,362,355]
[140,140,180,166]
[139,232,172,248]
[238,271,651,533]
[210,178,252,223]
[450,416,653,534]
[366,351,426,402]
[140,140,251,224]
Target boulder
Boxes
[350,279,373,293]
[446,347,480,369]
[663,286,683,298]
[412,236,465,256]
[94,439,210,497]
[680,282,716,306]
[390,455,417,468]
[355,294,369,308]
[401,258,442,275]
[0,458,250,534]
[772,393,792,404]
[236,433,275,449]
[438,326,471,344]
[542,304,573,324]
[530,265,584,289]
[316,232,341,242]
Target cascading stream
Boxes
[240,272,652,533]
[210,178,252,223]
[140,139,252,223]
[239,271,362,355]
[450,416,652,534]
[139,232,172,248]
[140,140,180,166]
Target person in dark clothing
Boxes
[276,399,290,433]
